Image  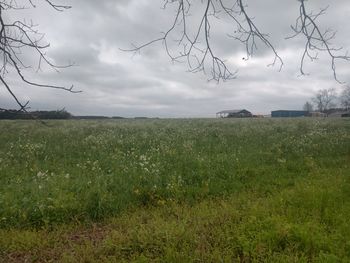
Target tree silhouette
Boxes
[312,88,337,112]
[303,101,313,112]
[340,86,350,110]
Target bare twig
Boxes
[0,0,77,112]
[123,0,283,82]
[287,0,350,83]
[124,0,348,83]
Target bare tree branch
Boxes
[124,0,348,83]
[123,0,284,82]
[287,0,350,83]
[312,88,337,112]
[0,0,78,112]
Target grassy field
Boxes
[0,118,350,262]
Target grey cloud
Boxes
[1,0,350,117]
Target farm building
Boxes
[271,110,308,118]
[216,109,253,118]
[328,110,350,118]
[342,112,350,117]
[307,112,327,117]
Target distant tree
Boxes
[340,86,350,110]
[312,88,337,112]
[303,101,313,112]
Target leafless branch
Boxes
[0,0,78,112]
[124,0,349,83]
[287,0,349,83]
[123,0,283,82]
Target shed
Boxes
[216,109,253,118]
[271,110,308,118]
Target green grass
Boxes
[0,118,350,262]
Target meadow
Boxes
[0,118,350,262]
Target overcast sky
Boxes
[1,0,350,117]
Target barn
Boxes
[216,109,253,118]
[271,110,308,118]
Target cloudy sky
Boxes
[1,0,350,117]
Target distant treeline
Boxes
[0,109,164,120]
[0,109,129,120]
[72,116,127,120]
[0,109,72,120]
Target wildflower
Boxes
[37,171,48,179]
[277,158,286,163]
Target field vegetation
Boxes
[0,118,350,262]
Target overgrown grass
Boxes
[0,118,349,262]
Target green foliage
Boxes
[0,118,349,262]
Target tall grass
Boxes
[0,118,349,229]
